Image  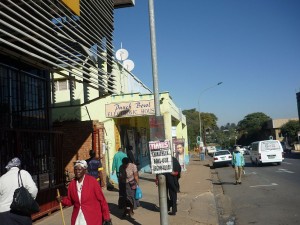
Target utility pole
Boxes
[198,82,223,146]
[148,0,168,224]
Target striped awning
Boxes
[0,0,119,94]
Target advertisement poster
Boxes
[173,138,186,171]
[149,140,173,174]
[127,129,136,155]
[149,115,165,141]
[140,128,148,156]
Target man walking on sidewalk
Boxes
[232,146,245,185]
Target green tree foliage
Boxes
[237,112,271,145]
[182,109,218,149]
[281,120,300,144]
[216,123,237,148]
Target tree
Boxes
[182,109,199,150]
[237,112,271,145]
[281,120,300,144]
[182,109,218,149]
[217,123,237,148]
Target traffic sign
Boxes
[197,136,201,144]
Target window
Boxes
[54,79,75,91]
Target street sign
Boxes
[197,136,201,144]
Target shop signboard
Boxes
[149,140,173,174]
[105,99,155,118]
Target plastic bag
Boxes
[135,185,143,200]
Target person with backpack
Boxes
[86,150,104,188]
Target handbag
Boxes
[135,185,143,200]
[10,170,40,215]
[103,219,113,225]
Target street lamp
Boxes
[198,82,223,147]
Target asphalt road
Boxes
[213,154,300,225]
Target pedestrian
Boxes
[172,156,181,192]
[118,157,139,217]
[126,146,136,165]
[165,157,181,215]
[56,160,111,225]
[232,146,245,185]
[111,147,127,178]
[0,157,38,225]
[175,142,186,171]
[86,149,105,188]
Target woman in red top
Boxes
[57,160,111,225]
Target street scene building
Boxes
[0,0,188,219]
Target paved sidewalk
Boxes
[34,154,218,225]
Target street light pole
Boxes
[198,82,223,146]
[148,1,168,225]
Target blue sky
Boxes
[113,0,300,126]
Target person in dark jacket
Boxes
[165,157,181,215]
[126,146,136,165]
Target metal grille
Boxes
[0,128,64,189]
[0,0,117,96]
[0,59,50,130]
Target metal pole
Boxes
[148,0,168,224]
[198,82,223,146]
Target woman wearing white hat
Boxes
[57,160,111,225]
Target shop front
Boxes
[104,92,188,183]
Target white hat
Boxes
[74,160,87,169]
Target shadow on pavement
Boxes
[139,200,159,212]
[212,181,236,186]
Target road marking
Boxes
[276,169,294,173]
[282,161,292,164]
[250,183,278,188]
[245,171,257,175]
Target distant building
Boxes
[266,118,299,141]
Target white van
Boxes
[250,140,284,166]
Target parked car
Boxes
[281,142,292,154]
[212,150,232,167]
[244,146,251,155]
[207,146,217,156]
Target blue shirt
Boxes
[112,151,127,173]
[232,151,245,167]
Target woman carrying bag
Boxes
[118,157,140,217]
[0,157,38,225]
